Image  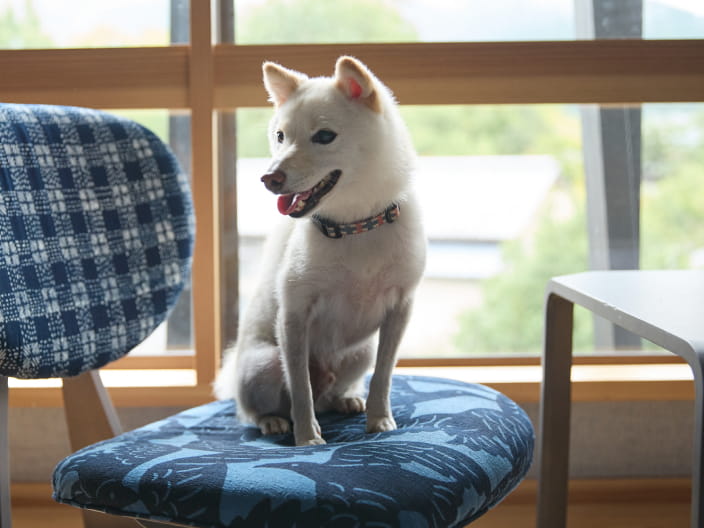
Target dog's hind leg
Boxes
[257,415,290,435]
[316,340,374,415]
[232,343,293,435]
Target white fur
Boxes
[214,56,426,446]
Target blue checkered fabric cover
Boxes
[0,103,194,379]
[53,376,534,527]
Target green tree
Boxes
[642,166,704,269]
[641,108,704,270]
[454,107,704,355]
[0,1,52,49]
[401,105,583,181]
[400,104,590,355]
[454,197,592,354]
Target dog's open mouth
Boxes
[277,170,341,218]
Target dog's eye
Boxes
[311,129,337,145]
[276,130,284,143]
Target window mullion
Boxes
[576,0,643,349]
[217,1,240,351]
[189,0,221,385]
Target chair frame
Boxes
[62,373,186,527]
[0,101,193,528]
[1,376,11,528]
[1,369,184,528]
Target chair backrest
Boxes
[0,103,195,379]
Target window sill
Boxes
[396,363,694,403]
[9,370,211,408]
[8,362,694,407]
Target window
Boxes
[236,101,704,358]
[2,0,703,406]
[229,0,704,359]
[233,0,704,44]
[1,1,195,360]
[236,104,586,358]
[0,0,188,48]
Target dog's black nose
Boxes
[261,170,286,192]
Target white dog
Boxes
[214,56,426,446]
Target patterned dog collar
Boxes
[312,203,400,239]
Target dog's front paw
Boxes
[257,416,290,435]
[294,420,325,446]
[366,415,397,433]
[296,435,326,447]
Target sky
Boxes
[0,0,702,47]
[659,0,704,15]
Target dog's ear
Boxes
[334,56,382,113]
[263,62,307,106]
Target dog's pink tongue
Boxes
[277,191,311,215]
[277,194,295,215]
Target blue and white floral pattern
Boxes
[53,376,534,527]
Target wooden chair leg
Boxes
[62,371,142,528]
[0,375,12,528]
[61,370,122,451]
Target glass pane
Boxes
[644,1,704,38]
[233,0,704,44]
[641,103,704,270]
[0,0,188,49]
[236,105,588,358]
[235,102,704,358]
[404,105,588,357]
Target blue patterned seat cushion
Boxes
[0,103,194,378]
[53,375,534,527]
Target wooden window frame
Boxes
[2,2,703,408]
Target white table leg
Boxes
[537,293,574,528]
[689,352,704,528]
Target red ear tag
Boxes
[348,78,363,99]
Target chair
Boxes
[2,103,535,528]
[53,375,534,527]
[0,102,195,527]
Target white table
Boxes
[536,270,704,528]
